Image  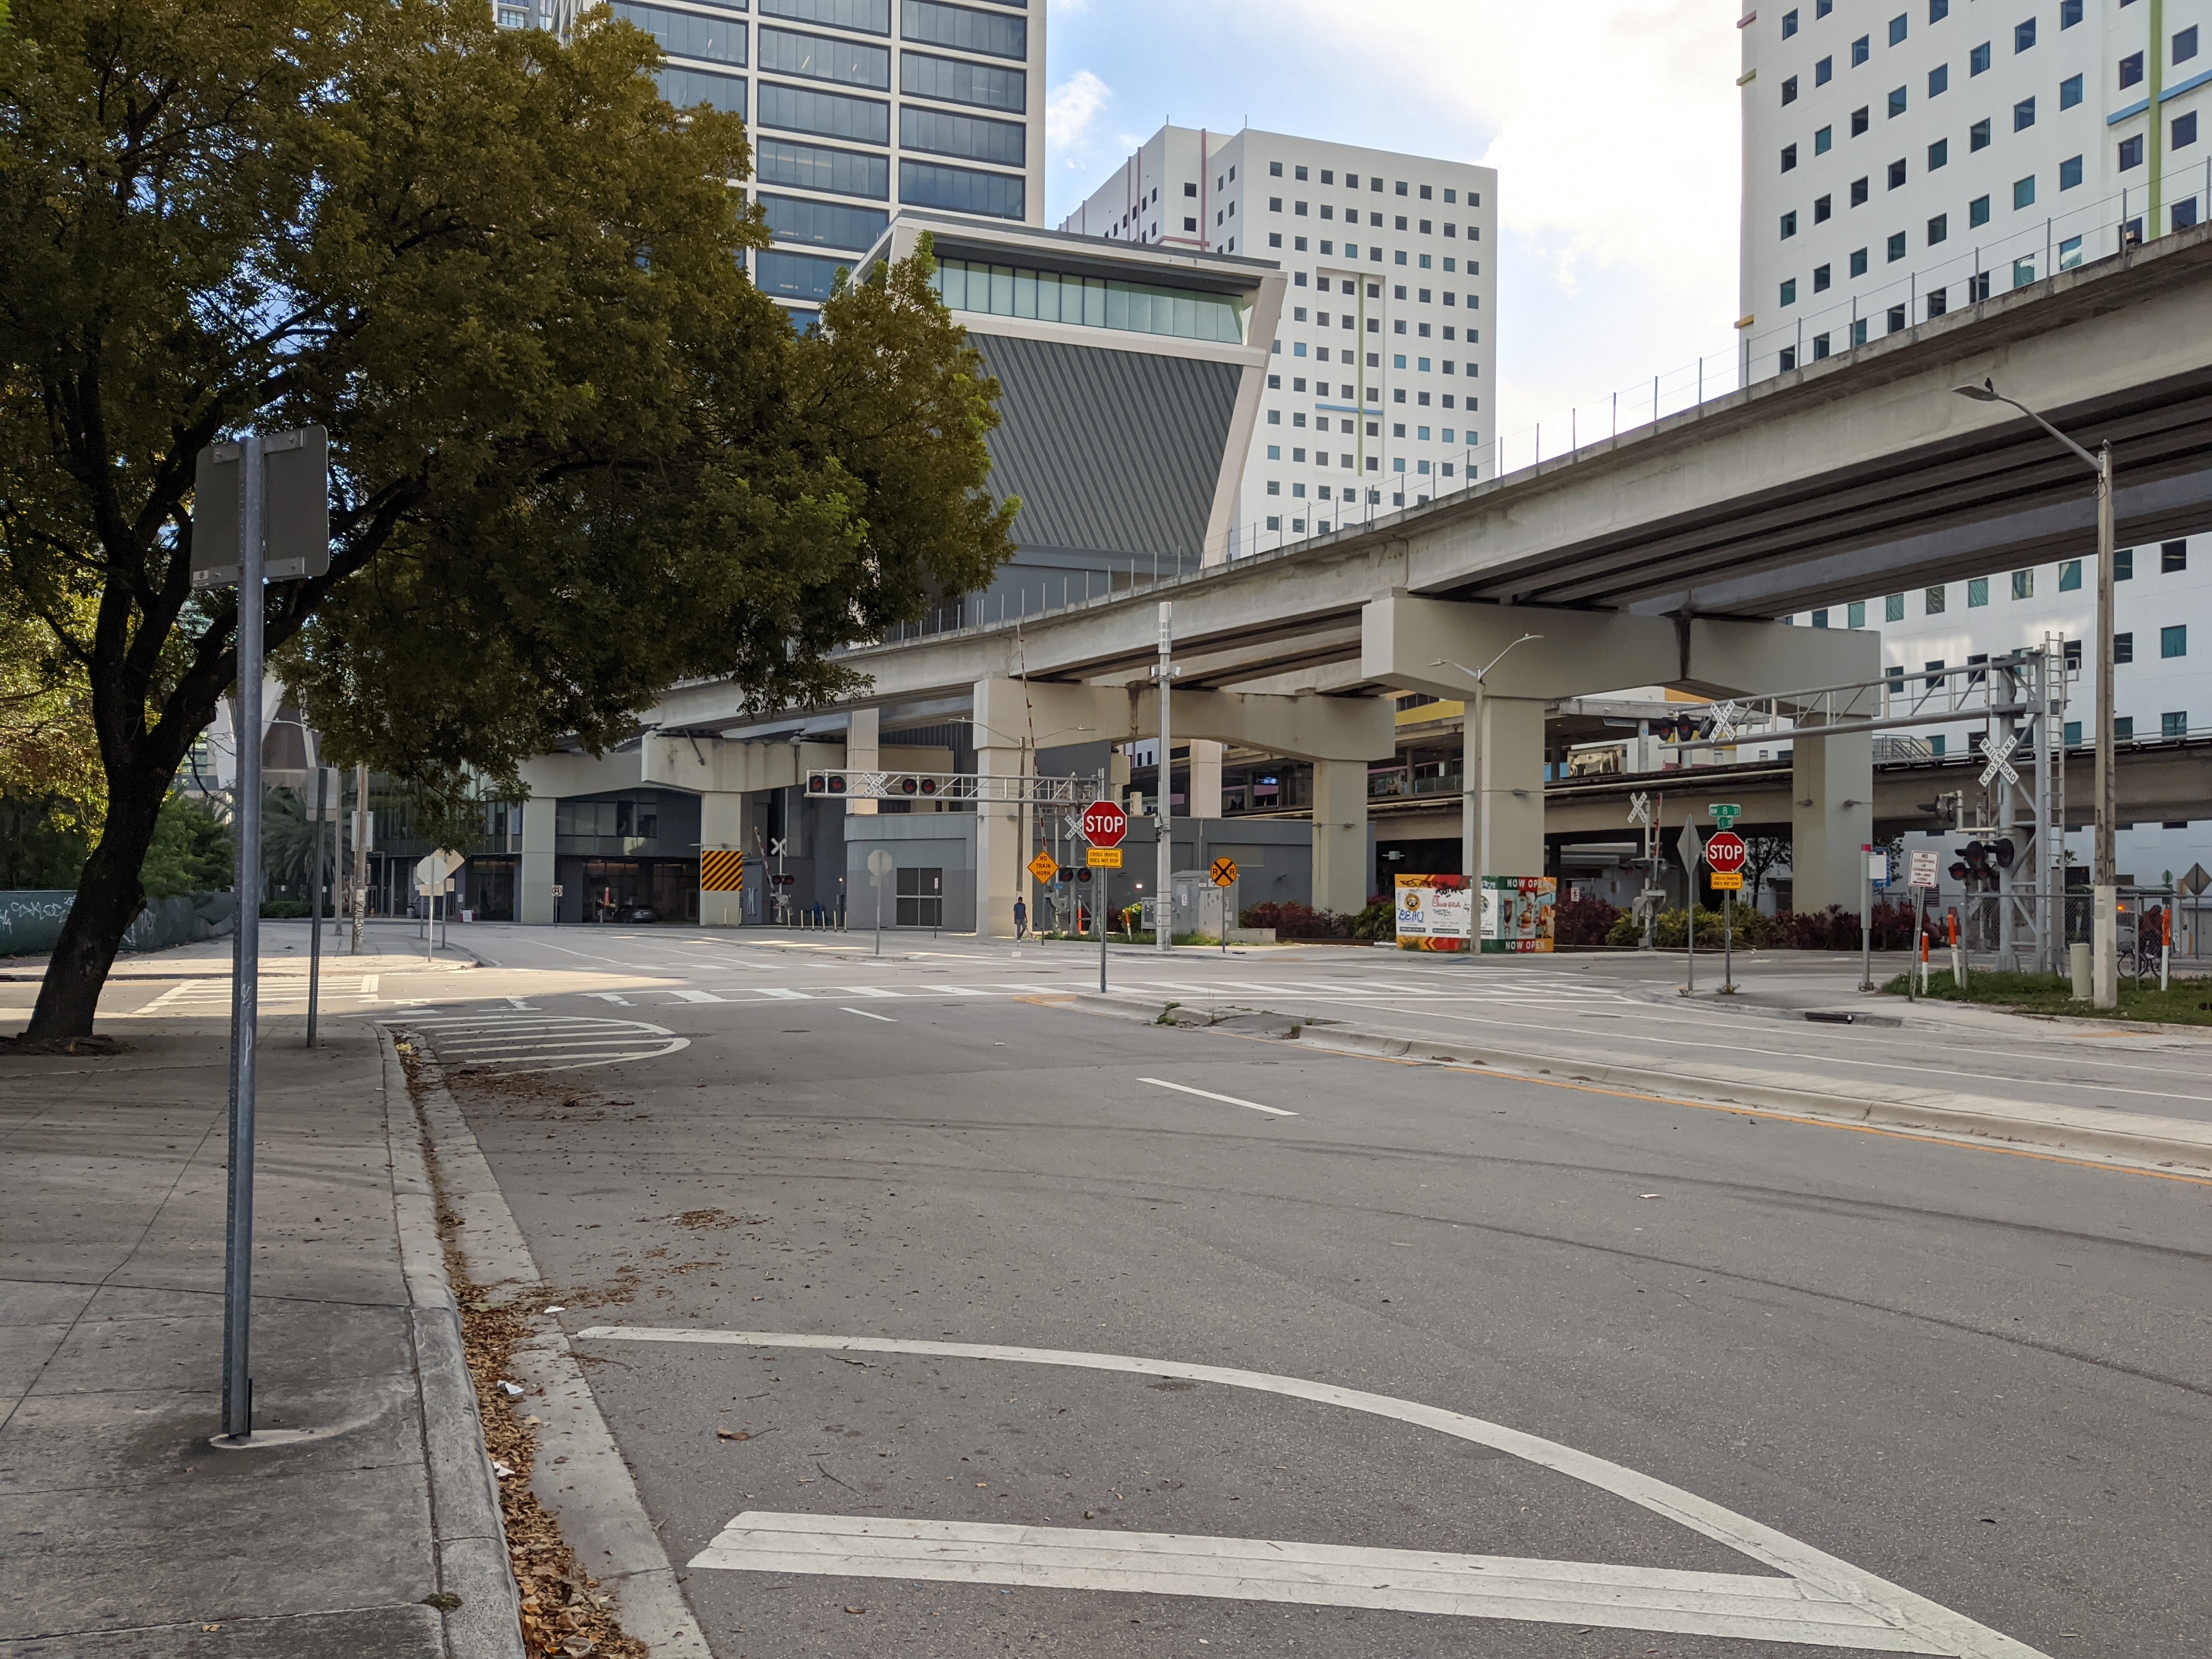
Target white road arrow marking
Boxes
[1138,1078,1296,1117]
[694,1514,1918,1648]
[580,1328,2047,1659]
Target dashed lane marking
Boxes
[1138,1077,1297,1117]
[841,1008,897,1022]
[583,1329,2044,1658]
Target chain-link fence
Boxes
[1945,888,2198,978]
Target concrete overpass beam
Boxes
[1362,592,1681,703]
[519,795,557,924]
[1312,760,1370,917]
[1189,739,1224,818]
[1478,696,1551,879]
[846,707,879,817]
[1791,728,1876,915]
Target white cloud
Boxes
[1048,69,1113,155]
[1047,2,1744,443]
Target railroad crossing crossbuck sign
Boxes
[1081,800,1130,848]
[1209,857,1239,888]
[1979,732,2021,788]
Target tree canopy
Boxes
[0,0,1015,1036]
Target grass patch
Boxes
[1880,967,2212,1025]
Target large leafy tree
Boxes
[1,0,1014,1038]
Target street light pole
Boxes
[1433,637,1543,941]
[1953,378,2116,1005]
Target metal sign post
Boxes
[1676,816,1704,998]
[1210,857,1238,956]
[191,424,328,1444]
[1155,602,1173,953]
[1859,843,1876,992]
[867,848,894,955]
[306,765,327,1047]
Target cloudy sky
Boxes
[1043,0,1744,461]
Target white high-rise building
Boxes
[1062,126,1497,560]
[1739,1,2212,890]
[501,0,1048,324]
[1740,0,2208,376]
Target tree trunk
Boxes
[23,770,178,1041]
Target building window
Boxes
[2059,72,2083,111]
[2120,51,2145,90]
[1781,278,1798,305]
[2164,624,2189,659]
[2065,719,2082,745]
[1926,585,1946,614]
[2016,96,2037,131]
[1970,193,1991,226]
[1817,54,1834,85]
[1968,576,1989,607]
[1850,246,1870,276]
[1926,288,1948,319]
[1885,592,1905,622]
[1814,127,1835,159]
[1887,231,1907,261]
[2060,154,2084,191]
[2013,175,2036,210]
[1970,40,1991,75]
[2058,559,2082,591]
[1783,6,1799,35]
[1815,193,1833,222]
[1853,34,1871,65]
[1887,158,1907,190]
[1931,0,1949,18]
[1970,118,1991,151]
[1849,600,1867,628]
[1813,263,1832,291]
[2164,540,2189,573]
[2114,717,2134,740]
[2058,0,2080,25]
[1851,175,1870,206]
[1890,12,1908,45]
[2163,712,2189,739]
[1929,137,1949,169]
[1928,212,1948,243]
[1929,62,1949,96]
[1852,105,1871,136]
[1890,86,1908,118]
[1783,76,1800,105]
[1813,332,1833,359]
[2177,25,2200,63]
[2014,18,2035,52]
[2114,630,2134,664]
[1265,515,1281,531]
[2116,547,2135,581]
[2178,112,2201,152]
[1780,210,1798,239]
[1813,608,1830,629]
[1782,143,1799,171]
[2119,134,2144,171]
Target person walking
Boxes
[1013,896,1028,940]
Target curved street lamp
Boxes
[1953,377,2116,1006]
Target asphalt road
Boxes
[366,925,2212,1659]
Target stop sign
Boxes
[1704,830,1748,874]
[1081,800,1129,848]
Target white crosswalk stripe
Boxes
[396,1012,687,1073]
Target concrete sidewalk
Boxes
[0,1015,520,1658]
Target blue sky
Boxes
[1044,0,1745,460]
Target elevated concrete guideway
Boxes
[608,227,2212,936]
[656,221,2212,731]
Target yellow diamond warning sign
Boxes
[1027,851,1059,884]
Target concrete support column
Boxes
[975,740,1022,938]
[1312,760,1370,916]
[1188,739,1224,819]
[1791,726,1874,913]
[846,707,878,818]
[701,791,748,927]
[519,795,557,924]
[1478,696,1549,878]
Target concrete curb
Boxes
[1071,992,2212,1175]
[390,1029,714,1659]
[379,1029,527,1659]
